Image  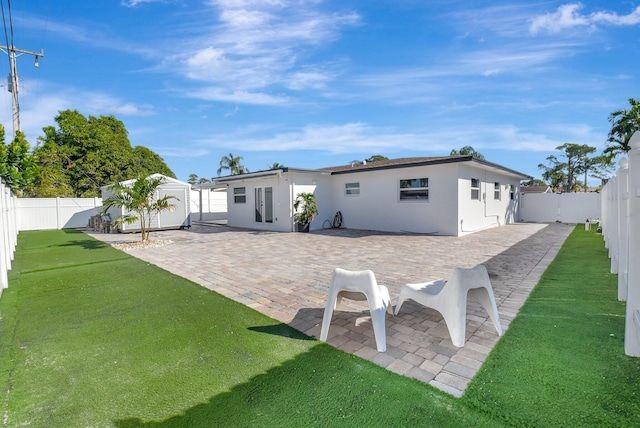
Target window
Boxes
[400,178,428,201]
[494,182,501,200]
[345,182,360,196]
[471,178,480,200]
[233,187,246,203]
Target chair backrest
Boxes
[448,265,492,292]
[332,267,377,292]
[331,268,388,310]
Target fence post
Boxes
[618,158,629,301]
[56,196,62,230]
[0,181,7,290]
[609,175,619,273]
[625,132,640,356]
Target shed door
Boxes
[159,189,187,227]
[255,187,273,223]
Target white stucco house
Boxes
[211,156,531,236]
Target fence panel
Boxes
[190,189,227,222]
[0,180,18,294]
[602,134,640,357]
[16,198,102,231]
[520,192,600,223]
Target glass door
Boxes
[255,187,273,224]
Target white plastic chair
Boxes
[395,265,503,347]
[320,268,392,352]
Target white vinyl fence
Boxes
[520,192,601,223]
[0,180,18,295]
[190,188,227,222]
[600,132,640,357]
[16,197,103,231]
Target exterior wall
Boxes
[457,165,522,236]
[219,163,526,236]
[519,192,600,223]
[225,173,297,232]
[328,164,460,235]
[16,197,102,231]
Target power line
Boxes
[0,0,43,137]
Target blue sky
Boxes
[2,0,640,184]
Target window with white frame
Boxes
[471,178,480,200]
[233,187,246,203]
[494,182,501,200]
[345,182,360,196]
[399,178,429,201]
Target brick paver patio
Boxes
[88,222,573,397]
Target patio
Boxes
[88,221,573,397]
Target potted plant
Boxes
[293,192,318,232]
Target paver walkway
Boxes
[87,222,573,397]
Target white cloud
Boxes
[194,122,584,155]
[186,87,290,105]
[530,3,640,35]
[121,0,167,7]
[162,0,359,103]
[0,82,156,144]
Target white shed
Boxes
[101,174,192,232]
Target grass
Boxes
[463,225,640,426]
[0,226,638,427]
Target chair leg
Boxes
[469,287,503,336]
[320,292,339,342]
[441,304,467,347]
[394,290,408,316]
[370,307,388,352]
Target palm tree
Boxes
[217,152,248,176]
[604,98,640,159]
[102,174,177,242]
[267,162,285,170]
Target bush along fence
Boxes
[601,132,640,357]
[0,180,18,296]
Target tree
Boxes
[538,155,567,192]
[187,173,199,185]
[450,146,485,160]
[604,98,640,159]
[364,155,389,163]
[132,146,174,178]
[34,110,175,197]
[521,178,548,187]
[267,162,285,170]
[187,174,211,185]
[579,155,613,192]
[102,174,177,242]
[0,128,39,196]
[217,152,248,176]
[539,143,610,192]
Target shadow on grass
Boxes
[247,323,315,340]
[114,344,468,428]
[56,239,111,250]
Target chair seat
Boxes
[395,265,502,347]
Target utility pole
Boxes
[0,45,43,137]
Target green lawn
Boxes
[0,227,638,427]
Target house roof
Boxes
[211,155,532,185]
[323,155,532,180]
